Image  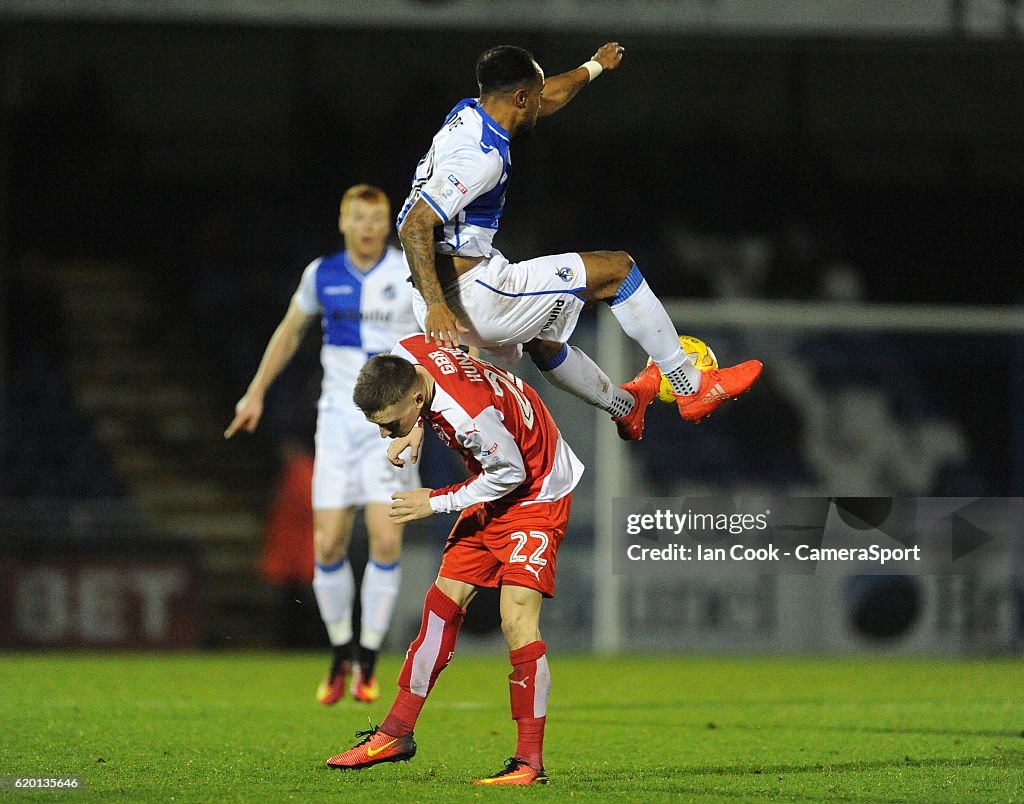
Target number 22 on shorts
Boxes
[509,530,549,580]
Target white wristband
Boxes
[581,59,603,82]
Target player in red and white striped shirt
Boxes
[325,335,583,785]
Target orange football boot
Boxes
[474,757,548,786]
[675,360,763,423]
[316,659,351,706]
[349,670,380,703]
[326,726,416,770]
[612,362,662,441]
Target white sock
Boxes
[609,265,701,395]
[661,362,700,396]
[533,344,635,416]
[312,559,354,646]
[360,559,402,651]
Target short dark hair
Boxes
[353,354,418,415]
[476,45,539,95]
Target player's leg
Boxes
[378,573,475,738]
[326,576,475,770]
[459,250,673,439]
[474,498,567,786]
[501,583,547,768]
[526,332,664,440]
[350,433,422,701]
[524,337,640,417]
[579,250,701,392]
[351,503,404,702]
[473,583,550,786]
[580,250,763,426]
[327,508,494,770]
[311,408,364,704]
[312,506,358,705]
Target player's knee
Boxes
[314,529,348,564]
[596,250,634,280]
[434,577,476,608]
[524,339,564,366]
[612,251,635,279]
[500,604,539,649]
[584,250,635,300]
[369,534,401,564]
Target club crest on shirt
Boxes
[382,284,397,300]
[555,266,575,283]
[447,174,469,195]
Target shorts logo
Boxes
[447,174,469,195]
[555,266,574,283]
[540,298,566,334]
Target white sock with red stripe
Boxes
[381,583,466,737]
[508,640,550,770]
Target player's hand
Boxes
[424,302,467,349]
[389,488,435,523]
[592,41,625,72]
[387,425,424,467]
[224,393,263,438]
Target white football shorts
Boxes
[312,406,420,510]
[412,250,588,366]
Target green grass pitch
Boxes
[2,653,1022,801]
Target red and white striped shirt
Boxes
[391,337,583,514]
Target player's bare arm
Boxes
[389,487,435,524]
[399,199,467,348]
[539,41,625,118]
[224,300,314,438]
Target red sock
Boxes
[381,584,465,737]
[508,640,550,770]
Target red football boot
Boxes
[675,360,763,423]
[612,362,662,441]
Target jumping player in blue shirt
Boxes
[396,42,762,445]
